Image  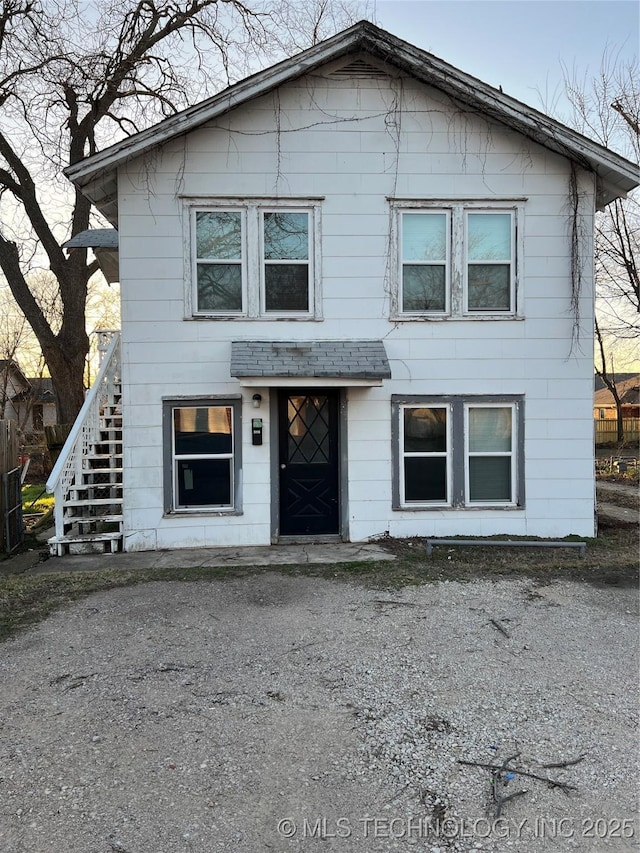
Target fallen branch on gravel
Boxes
[541,754,586,769]
[489,618,511,638]
[490,753,527,818]
[49,672,97,691]
[459,756,578,796]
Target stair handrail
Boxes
[46,332,121,498]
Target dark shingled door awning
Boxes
[63,228,120,284]
[230,340,391,386]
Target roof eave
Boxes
[65,20,639,218]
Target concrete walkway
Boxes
[10,540,396,575]
[2,477,634,576]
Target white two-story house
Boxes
[49,21,639,554]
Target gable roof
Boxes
[65,20,639,224]
[0,359,29,390]
[594,376,640,407]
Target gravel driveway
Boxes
[0,573,637,853]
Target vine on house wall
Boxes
[165,69,590,352]
[568,162,589,354]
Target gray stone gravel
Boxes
[0,573,638,853]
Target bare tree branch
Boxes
[595,318,624,443]
[0,0,364,422]
[560,50,640,351]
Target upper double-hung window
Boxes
[400,211,450,314]
[262,210,311,313]
[195,210,245,314]
[466,212,515,312]
[190,201,319,319]
[394,201,522,318]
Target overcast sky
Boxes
[373,0,638,134]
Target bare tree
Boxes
[595,317,625,443]
[557,50,640,445]
[0,0,363,424]
[562,51,639,340]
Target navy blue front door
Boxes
[278,390,340,536]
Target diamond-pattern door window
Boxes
[287,396,330,464]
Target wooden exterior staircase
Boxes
[46,333,123,556]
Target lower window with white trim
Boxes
[163,397,242,513]
[392,395,524,509]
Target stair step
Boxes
[69,490,123,501]
[71,482,122,492]
[64,520,123,535]
[64,514,123,524]
[85,455,123,465]
[50,532,122,542]
[64,497,123,507]
[72,478,122,486]
[48,532,123,556]
[64,521,123,535]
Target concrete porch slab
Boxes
[24,541,395,574]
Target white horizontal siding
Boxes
[116,69,597,548]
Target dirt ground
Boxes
[0,478,637,852]
[0,571,637,853]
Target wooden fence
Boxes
[0,419,24,553]
[594,418,640,446]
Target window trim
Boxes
[392,394,525,511]
[260,207,313,317]
[163,396,243,515]
[185,198,322,320]
[390,199,524,320]
[464,210,516,314]
[193,207,247,316]
[399,210,451,316]
[399,403,452,506]
[464,402,517,506]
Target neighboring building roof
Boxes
[65,21,639,225]
[594,372,637,391]
[230,340,391,382]
[0,359,29,389]
[594,376,640,407]
[12,378,55,404]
